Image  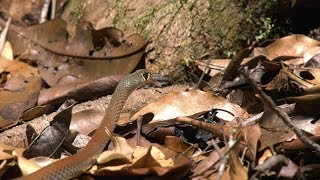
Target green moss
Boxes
[112,1,127,26]
[67,0,86,23]
[134,6,159,31]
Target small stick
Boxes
[136,115,143,146]
[241,67,320,153]
[0,17,11,54]
[50,0,57,19]
[40,0,51,23]
[196,59,212,89]
[191,139,240,178]
[212,139,226,180]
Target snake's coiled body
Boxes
[18,69,149,180]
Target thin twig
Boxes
[136,115,143,146]
[40,0,51,23]
[196,59,212,89]
[191,139,240,178]
[213,139,226,180]
[50,0,57,19]
[241,67,320,153]
[0,17,11,54]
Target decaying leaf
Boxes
[92,145,191,178]
[70,109,105,136]
[38,75,123,106]
[163,136,198,157]
[19,104,54,122]
[7,19,146,86]
[258,107,295,151]
[96,128,133,164]
[209,150,248,180]
[0,60,41,129]
[192,147,224,177]
[255,154,298,178]
[0,142,15,161]
[128,90,248,124]
[13,149,41,176]
[264,34,320,65]
[23,100,75,158]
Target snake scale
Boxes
[16,69,150,179]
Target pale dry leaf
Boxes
[265,34,320,64]
[258,149,273,165]
[12,149,41,176]
[129,90,248,124]
[0,142,15,160]
[0,41,13,62]
[96,135,133,164]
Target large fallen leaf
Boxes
[8,19,146,86]
[38,75,123,105]
[0,60,41,129]
[23,100,75,158]
[258,107,295,151]
[128,90,248,124]
[70,109,105,136]
[235,124,261,162]
[264,34,320,64]
[286,93,320,115]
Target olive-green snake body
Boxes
[17,69,150,179]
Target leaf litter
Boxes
[1,6,320,179]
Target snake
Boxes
[17,69,151,179]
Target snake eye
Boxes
[142,72,150,80]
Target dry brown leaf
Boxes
[7,19,146,86]
[0,41,13,63]
[236,124,261,162]
[192,147,224,177]
[128,90,248,124]
[286,93,320,116]
[258,149,273,165]
[265,34,320,64]
[70,109,105,136]
[92,144,191,178]
[12,149,41,176]
[206,149,248,180]
[163,136,198,157]
[291,115,320,136]
[19,104,54,122]
[225,150,248,180]
[255,155,298,178]
[0,60,41,129]
[96,129,133,164]
[258,107,295,151]
[38,75,123,106]
[277,136,320,150]
[0,142,15,161]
